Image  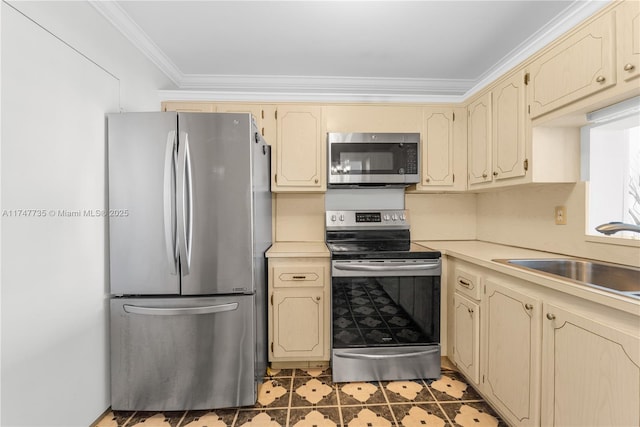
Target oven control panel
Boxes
[326,210,409,228]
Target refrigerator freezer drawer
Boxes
[111,295,258,411]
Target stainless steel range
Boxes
[326,209,442,383]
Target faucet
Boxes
[595,221,640,235]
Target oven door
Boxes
[328,140,419,186]
[331,259,441,382]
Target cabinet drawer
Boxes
[454,266,482,300]
[273,265,325,288]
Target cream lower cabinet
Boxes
[484,278,541,427]
[268,258,330,365]
[453,293,480,384]
[541,302,640,427]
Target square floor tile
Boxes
[288,407,341,427]
[124,411,185,427]
[94,411,136,427]
[340,404,396,427]
[180,409,237,426]
[338,381,387,406]
[380,380,435,403]
[427,372,483,402]
[439,401,507,427]
[390,403,452,427]
[290,376,338,407]
[234,409,288,427]
[255,378,292,409]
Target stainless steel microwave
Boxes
[327,132,420,187]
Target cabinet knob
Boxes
[482,173,488,179]
[624,63,635,72]
[425,177,430,183]
[525,303,533,310]
[314,178,319,184]
[546,313,556,320]
[493,171,498,177]
[596,75,606,83]
[468,307,474,314]
[316,296,321,301]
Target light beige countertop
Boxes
[416,240,640,316]
[266,242,330,258]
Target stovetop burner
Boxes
[325,210,440,260]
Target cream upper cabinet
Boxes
[467,92,492,185]
[483,278,541,427]
[324,105,421,133]
[527,12,615,119]
[273,105,325,192]
[412,107,467,192]
[541,302,640,427]
[268,258,330,364]
[216,103,267,138]
[616,0,640,84]
[161,101,216,112]
[492,70,527,181]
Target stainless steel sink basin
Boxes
[493,258,640,299]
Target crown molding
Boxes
[92,0,610,103]
[89,0,183,85]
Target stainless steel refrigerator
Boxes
[107,112,271,411]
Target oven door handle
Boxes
[336,348,439,360]
[333,262,440,272]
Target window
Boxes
[584,97,640,241]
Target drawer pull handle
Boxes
[546,313,556,320]
[624,63,635,71]
[458,279,473,289]
[292,275,307,280]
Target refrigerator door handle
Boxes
[123,302,239,316]
[163,131,178,275]
[177,131,193,275]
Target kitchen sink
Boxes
[493,258,640,299]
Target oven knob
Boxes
[400,213,406,221]
[331,215,337,222]
[392,214,398,221]
[383,214,390,221]
[339,214,345,222]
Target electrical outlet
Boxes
[555,205,567,225]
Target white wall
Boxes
[1,1,174,426]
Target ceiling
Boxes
[92,0,609,101]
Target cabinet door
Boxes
[492,71,526,181]
[453,293,480,385]
[272,288,325,359]
[161,101,215,112]
[528,12,615,118]
[216,103,266,137]
[421,107,455,187]
[467,93,492,185]
[616,0,640,83]
[541,303,640,427]
[484,279,541,427]
[274,105,324,191]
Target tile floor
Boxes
[94,365,506,427]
